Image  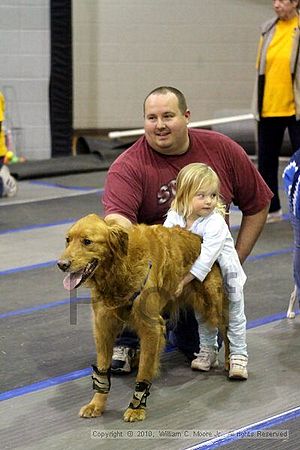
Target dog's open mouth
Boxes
[63,259,98,291]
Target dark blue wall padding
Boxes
[49,0,72,157]
[9,155,109,180]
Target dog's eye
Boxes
[66,237,70,245]
[83,239,92,246]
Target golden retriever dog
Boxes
[57,213,229,422]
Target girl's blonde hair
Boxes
[171,163,226,218]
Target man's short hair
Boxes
[143,86,188,115]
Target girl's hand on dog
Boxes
[174,280,185,297]
[174,273,195,297]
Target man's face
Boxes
[144,92,190,155]
[273,0,298,20]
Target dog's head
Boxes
[57,214,129,290]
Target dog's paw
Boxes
[123,407,146,422]
[79,402,104,418]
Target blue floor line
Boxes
[246,311,294,329]
[0,294,90,319]
[0,246,295,315]
[1,287,296,323]
[185,406,300,450]
[29,180,104,193]
[0,260,56,276]
[0,285,296,323]
[0,218,77,235]
[0,246,293,277]
[0,368,92,401]
[0,189,104,235]
[0,194,289,237]
[247,246,293,262]
[0,311,297,402]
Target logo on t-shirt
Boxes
[157,179,176,205]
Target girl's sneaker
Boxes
[191,346,218,371]
[229,354,248,380]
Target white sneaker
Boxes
[191,346,219,371]
[287,285,297,319]
[267,209,282,223]
[111,346,137,374]
[229,354,248,380]
[0,164,17,197]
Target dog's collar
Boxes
[128,261,152,304]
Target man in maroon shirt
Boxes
[103,86,272,373]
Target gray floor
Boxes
[1,161,299,450]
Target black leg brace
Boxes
[129,380,152,410]
[91,365,111,394]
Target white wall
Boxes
[0,1,274,160]
[73,0,272,130]
[0,0,50,160]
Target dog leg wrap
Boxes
[129,380,152,409]
[91,365,111,394]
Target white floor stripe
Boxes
[185,405,300,449]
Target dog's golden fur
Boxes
[58,214,229,422]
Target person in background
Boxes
[283,148,300,312]
[0,91,17,198]
[164,163,248,380]
[253,0,300,222]
[103,86,272,374]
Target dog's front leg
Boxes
[79,304,123,418]
[123,315,165,422]
[79,368,111,418]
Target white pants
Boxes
[196,287,247,356]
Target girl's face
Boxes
[189,189,218,219]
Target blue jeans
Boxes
[115,307,225,361]
[291,214,300,304]
[115,308,200,360]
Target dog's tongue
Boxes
[63,271,83,291]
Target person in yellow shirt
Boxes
[0,91,17,197]
[0,92,7,159]
[253,0,300,221]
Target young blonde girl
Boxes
[164,163,248,380]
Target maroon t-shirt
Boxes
[103,128,273,225]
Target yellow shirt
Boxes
[262,16,298,117]
[0,92,7,157]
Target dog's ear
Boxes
[107,226,129,256]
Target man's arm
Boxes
[235,204,269,264]
[105,213,133,229]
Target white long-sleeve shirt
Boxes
[164,209,246,292]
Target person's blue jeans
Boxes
[115,329,141,348]
[115,308,200,359]
[115,307,223,361]
[290,214,300,304]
